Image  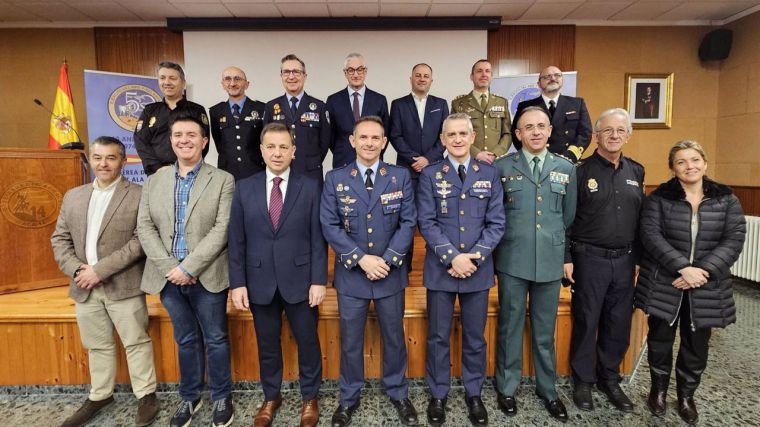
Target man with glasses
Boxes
[451,59,511,165]
[565,108,644,413]
[327,53,390,169]
[493,106,577,423]
[264,54,331,183]
[512,65,592,163]
[209,66,266,180]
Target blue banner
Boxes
[84,70,161,184]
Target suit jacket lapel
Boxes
[76,186,94,253]
[468,93,484,113]
[406,95,422,129]
[514,152,536,184]
[552,95,566,126]
[443,158,462,193]
[277,174,302,233]
[461,161,479,192]
[184,164,212,221]
[253,173,273,233]
[539,154,556,183]
[97,179,129,241]
[349,164,370,206]
[368,163,391,211]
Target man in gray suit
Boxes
[52,137,159,427]
[138,112,235,427]
[493,106,577,422]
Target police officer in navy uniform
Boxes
[321,116,418,427]
[264,54,331,184]
[134,61,209,176]
[511,65,592,163]
[417,112,505,427]
[209,66,266,180]
[493,106,577,423]
[565,108,645,413]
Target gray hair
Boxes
[343,52,365,70]
[594,108,632,134]
[515,106,551,128]
[443,112,474,133]
[91,136,126,159]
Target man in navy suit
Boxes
[228,123,327,427]
[326,53,390,169]
[417,113,505,427]
[511,65,592,163]
[264,54,331,183]
[209,66,266,180]
[321,116,418,427]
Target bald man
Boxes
[209,66,267,180]
[511,65,592,163]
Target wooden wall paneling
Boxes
[94,28,184,76]
[732,186,760,217]
[487,25,575,77]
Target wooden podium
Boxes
[0,148,89,294]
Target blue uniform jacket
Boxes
[321,162,416,299]
[417,158,506,293]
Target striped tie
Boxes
[270,176,284,230]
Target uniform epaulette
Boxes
[625,156,644,169]
[332,162,354,172]
[551,153,575,165]
[454,94,468,100]
[495,151,515,161]
[491,93,506,100]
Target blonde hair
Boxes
[668,140,707,169]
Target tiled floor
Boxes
[2,280,758,426]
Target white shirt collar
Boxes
[266,167,291,183]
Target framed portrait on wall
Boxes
[625,73,673,129]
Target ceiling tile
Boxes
[656,1,758,21]
[328,3,379,16]
[13,2,93,21]
[276,2,329,16]
[609,1,680,20]
[428,2,479,15]
[175,3,234,16]
[379,3,429,15]
[476,3,532,19]
[520,1,583,20]
[565,1,629,19]
[118,1,186,20]
[380,0,428,3]
[225,2,282,16]
[221,0,274,3]
[431,0,483,4]
[68,2,141,20]
[0,2,45,21]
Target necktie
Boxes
[270,176,284,230]
[352,91,361,122]
[532,157,541,183]
[458,164,467,183]
[480,93,488,111]
[364,169,374,194]
[231,104,240,123]
[548,100,556,118]
[290,96,298,116]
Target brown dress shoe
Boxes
[678,396,698,425]
[300,399,320,427]
[254,394,283,427]
[135,392,160,426]
[60,396,114,427]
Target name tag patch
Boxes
[626,179,640,187]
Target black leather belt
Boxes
[571,241,632,259]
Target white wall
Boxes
[183,30,487,169]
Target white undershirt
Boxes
[266,167,290,209]
[412,92,427,127]
[85,177,121,265]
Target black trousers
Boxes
[647,293,712,397]
[570,245,636,384]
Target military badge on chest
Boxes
[339,193,357,233]
[436,179,452,214]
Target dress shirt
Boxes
[521,148,548,174]
[228,97,247,113]
[356,160,379,183]
[347,86,366,116]
[85,176,121,265]
[447,155,471,174]
[285,92,305,111]
[266,167,290,209]
[541,94,560,110]
[412,92,428,127]
[172,160,203,264]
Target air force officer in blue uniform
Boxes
[321,116,418,427]
[417,112,505,427]
[228,123,327,427]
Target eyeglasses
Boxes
[520,123,549,132]
[281,69,304,77]
[344,67,367,75]
[598,127,629,137]
[539,73,563,81]
[222,76,245,83]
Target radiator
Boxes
[731,215,760,282]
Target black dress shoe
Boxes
[647,385,667,416]
[677,396,698,425]
[426,398,446,427]
[573,382,594,411]
[597,382,634,413]
[465,396,488,426]
[540,397,568,423]
[391,398,418,426]
[496,393,517,417]
[331,401,359,427]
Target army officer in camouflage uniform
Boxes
[493,106,577,423]
[451,60,511,165]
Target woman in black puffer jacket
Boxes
[635,140,745,425]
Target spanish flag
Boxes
[48,61,80,149]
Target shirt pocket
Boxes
[383,203,401,231]
[504,179,524,210]
[550,182,567,212]
[468,188,491,217]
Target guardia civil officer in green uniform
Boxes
[493,106,577,423]
[451,60,511,165]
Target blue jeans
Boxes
[160,281,231,401]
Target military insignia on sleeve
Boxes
[219,116,227,124]
[201,114,209,125]
[148,116,157,128]
[136,120,143,131]
[587,178,599,192]
[273,103,281,115]
[379,167,387,176]
[309,102,317,111]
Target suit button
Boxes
[236,146,241,150]
[537,196,543,202]
[353,254,358,259]
[479,195,484,199]
[368,228,373,234]
[565,130,569,134]
[346,259,352,265]
[368,242,374,248]
[291,124,295,128]
[460,210,465,216]
[537,184,541,188]
[399,260,403,265]
[460,243,465,249]
[235,125,240,129]
[537,210,542,216]
[366,213,372,219]
[392,256,398,262]
[536,224,542,229]
[459,226,465,232]
[447,249,453,254]
[476,251,481,257]
[237,157,242,161]
[236,135,241,139]
[484,125,488,129]
[460,194,466,200]
[442,254,447,260]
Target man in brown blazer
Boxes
[51,136,159,427]
[137,112,235,427]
